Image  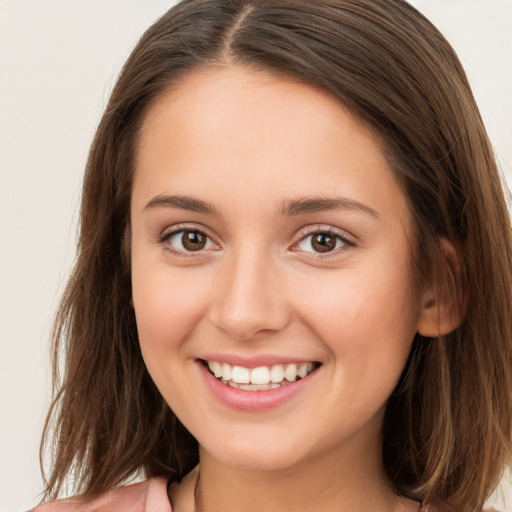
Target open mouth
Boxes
[201,359,321,391]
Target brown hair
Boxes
[41,1,512,510]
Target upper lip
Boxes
[198,354,321,368]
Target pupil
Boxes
[312,233,335,253]
[182,231,206,251]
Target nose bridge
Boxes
[210,241,289,339]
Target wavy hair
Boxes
[41,1,512,510]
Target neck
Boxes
[196,434,398,512]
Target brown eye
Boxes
[181,231,207,251]
[296,231,348,254]
[164,229,216,253]
[311,233,336,253]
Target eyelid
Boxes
[157,223,221,256]
[158,222,217,240]
[156,223,356,258]
[290,224,356,255]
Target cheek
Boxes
[297,266,419,429]
[295,258,419,366]
[132,264,212,366]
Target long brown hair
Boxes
[41,1,512,510]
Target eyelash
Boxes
[158,225,355,258]
[291,226,355,257]
[158,225,217,258]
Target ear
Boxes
[129,297,134,309]
[417,238,465,337]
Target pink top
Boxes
[29,478,433,511]
[30,478,172,512]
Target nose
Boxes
[208,249,291,340]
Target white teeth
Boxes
[224,379,281,390]
[297,362,308,378]
[221,362,232,381]
[208,360,223,378]
[270,364,284,383]
[284,363,298,382]
[206,360,318,389]
[231,365,250,384]
[251,366,270,385]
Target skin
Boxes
[130,66,431,512]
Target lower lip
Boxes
[197,361,319,412]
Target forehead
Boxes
[133,65,409,224]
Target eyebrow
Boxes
[144,195,219,215]
[143,194,379,219]
[278,196,380,218]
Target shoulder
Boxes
[30,477,172,512]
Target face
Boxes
[131,66,425,472]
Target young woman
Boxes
[33,1,512,511]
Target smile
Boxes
[205,360,320,391]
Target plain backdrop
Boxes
[0,1,511,511]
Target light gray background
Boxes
[1,1,511,511]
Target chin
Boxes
[200,430,311,472]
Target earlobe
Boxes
[417,238,465,337]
